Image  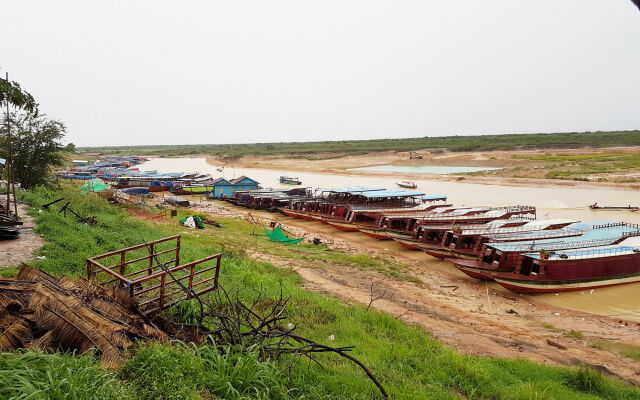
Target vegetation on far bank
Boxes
[77,130,640,159]
[1,184,639,399]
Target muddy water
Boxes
[141,157,640,321]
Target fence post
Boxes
[214,255,221,288]
[86,260,92,281]
[120,251,126,277]
[175,236,181,267]
[148,243,154,275]
[188,263,195,289]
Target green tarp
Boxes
[264,226,304,244]
[179,215,205,229]
[79,179,108,194]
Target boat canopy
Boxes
[359,190,426,199]
[320,186,386,194]
[421,194,447,201]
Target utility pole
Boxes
[4,72,18,217]
[5,72,10,215]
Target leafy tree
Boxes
[0,77,38,115]
[0,113,66,189]
[64,142,76,153]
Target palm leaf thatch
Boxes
[0,265,168,366]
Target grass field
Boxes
[77,130,640,159]
[513,152,640,181]
[1,184,640,399]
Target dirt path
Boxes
[185,199,640,385]
[0,201,44,268]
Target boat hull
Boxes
[358,228,392,240]
[326,220,359,232]
[494,274,640,294]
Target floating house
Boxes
[207,176,260,198]
[230,176,260,193]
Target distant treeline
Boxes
[79,130,640,157]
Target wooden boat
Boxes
[280,176,302,185]
[325,220,359,232]
[396,181,417,189]
[449,222,640,281]
[164,196,190,207]
[357,227,393,240]
[589,204,639,211]
[491,236,640,293]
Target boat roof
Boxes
[524,236,640,261]
[421,194,447,201]
[321,186,386,194]
[359,189,426,198]
[490,223,640,252]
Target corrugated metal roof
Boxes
[321,186,386,193]
[360,190,426,198]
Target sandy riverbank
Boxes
[199,146,640,190]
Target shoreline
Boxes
[188,148,640,191]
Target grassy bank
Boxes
[513,152,640,181]
[2,185,640,399]
[77,131,640,159]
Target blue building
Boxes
[208,176,260,198]
[231,176,260,192]
[209,178,234,198]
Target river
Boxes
[140,157,640,321]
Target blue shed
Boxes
[209,177,235,198]
[230,176,260,193]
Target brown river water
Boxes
[141,157,640,321]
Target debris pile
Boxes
[0,202,21,240]
[0,265,167,365]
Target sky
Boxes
[1,1,639,147]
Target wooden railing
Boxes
[86,235,221,314]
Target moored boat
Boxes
[491,236,640,293]
[280,176,302,185]
[396,181,417,189]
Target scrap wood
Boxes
[547,339,568,350]
[0,265,167,366]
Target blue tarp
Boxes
[123,187,149,195]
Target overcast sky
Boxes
[2,1,639,147]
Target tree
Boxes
[0,76,38,115]
[0,113,66,189]
[64,142,76,153]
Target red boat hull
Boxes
[326,220,359,232]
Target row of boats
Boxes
[221,186,640,294]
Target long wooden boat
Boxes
[325,220,359,232]
[490,236,640,293]
[589,205,639,211]
[449,222,640,281]
[280,176,302,185]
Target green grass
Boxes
[564,330,585,340]
[541,323,562,333]
[591,341,640,362]
[514,152,640,179]
[77,131,640,158]
[2,184,640,399]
